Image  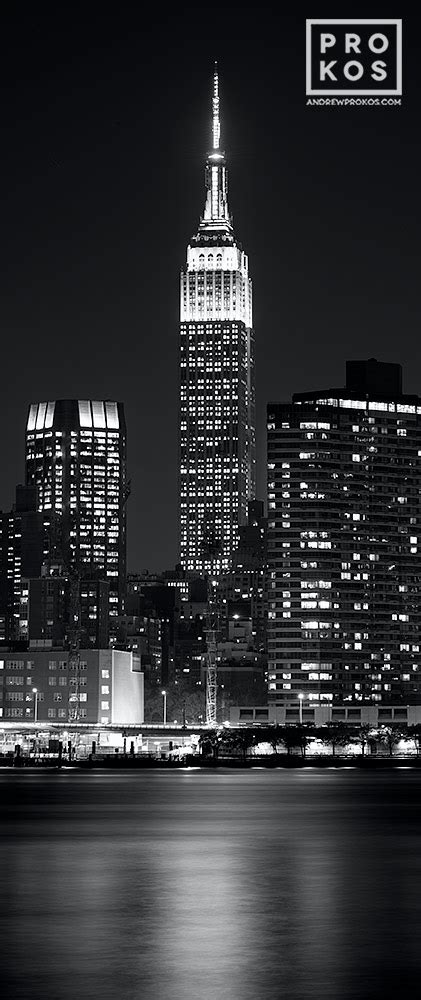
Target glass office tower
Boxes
[26,399,127,618]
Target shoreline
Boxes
[3,754,421,770]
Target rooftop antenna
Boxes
[212,61,220,151]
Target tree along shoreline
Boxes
[199,721,421,762]
[5,722,421,769]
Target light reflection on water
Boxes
[2,769,421,999]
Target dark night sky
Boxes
[1,10,420,570]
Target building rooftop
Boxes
[269,360,421,409]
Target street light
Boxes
[298,692,304,725]
[162,689,167,726]
[32,688,38,724]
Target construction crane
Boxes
[201,524,222,727]
[204,578,219,727]
[67,566,82,722]
[122,479,131,508]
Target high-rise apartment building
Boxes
[179,66,256,574]
[25,400,127,618]
[267,359,421,708]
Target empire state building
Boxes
[179,66,256,575]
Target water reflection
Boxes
[1,770,421,999]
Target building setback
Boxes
[179,66,255,574]
[25,399,127,619]
[267,359,421,709]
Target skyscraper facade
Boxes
[23,573,110,649]
[179,67,256,574]
[25,399,127,619]
[0,485,53,641]
[267,360,421,709]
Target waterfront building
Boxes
[0,646,143,725]
[267,359,421,708]
[179,66,256,574]
[229,703,421,729]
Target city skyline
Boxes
[2,11,421,570]
[4,17,421,1000]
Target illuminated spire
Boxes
[212,62,220,151]
[198,64,232,235]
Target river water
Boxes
[1,768,421,999]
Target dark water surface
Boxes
[1,768,421,1000]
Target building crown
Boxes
[197,63,233,238]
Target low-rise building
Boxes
[229,703,421,728]
[0,646,143,725]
